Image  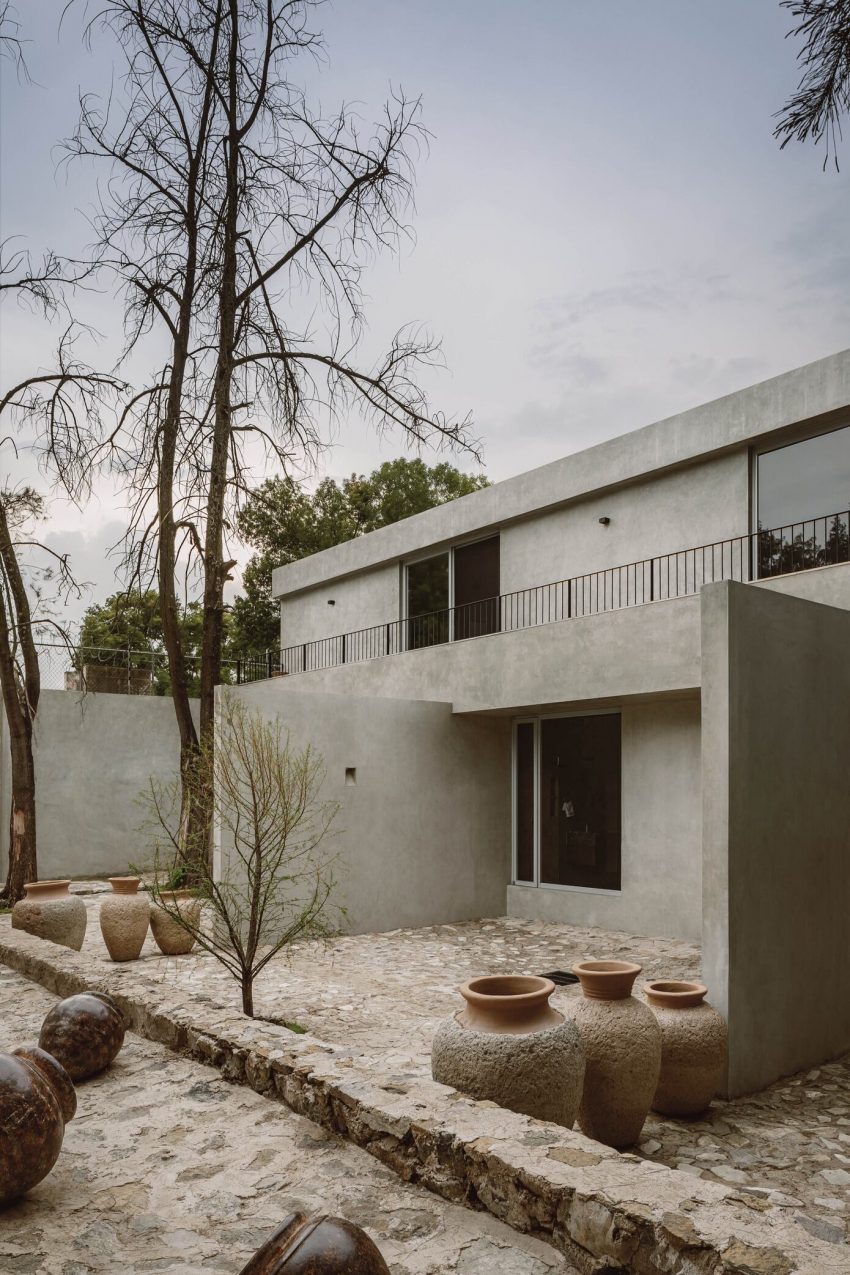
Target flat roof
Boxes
[273,348,850,599]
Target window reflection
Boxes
[406,554,449,648]
[756,423,850,577]
[538,715,621,891]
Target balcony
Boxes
[243,508,850,685]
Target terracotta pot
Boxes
[38,991,126,1081]
[11,880,87,951]
[238,1212,390,1274]
[99,877,150,962]
[149,890,202,955]
[432,975,585,1127]
[644,981,727,1117]
[0,1044,76,1206]
[570,960,661,1149]
[458,975,563,1033]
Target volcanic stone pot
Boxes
[0,1045,76,1206]
[238,1212,390,1274]
[570,960,661,1149]
[149,890,201,956]
[11,880,87,951]
[645,981,727,1117]
[99,877,150,962]
[38,992,126,1081]
[431,975,585,1127]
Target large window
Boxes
[404,536,500,648]
[755,423,850,577]
[406,553,449,649]
[513,713,621,892]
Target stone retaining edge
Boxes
[0,923,842,1275]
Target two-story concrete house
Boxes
[229,349,850,1094]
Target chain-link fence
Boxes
[35,644,277,694]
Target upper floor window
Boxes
[404,535,500,648]
[756,422,850,529]
[754,422,850,577]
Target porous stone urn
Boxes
[11,879,87,951]
[99,876,150,962]
[0,1044,76,1205]
[645,980,727,1117]
[238,1212,390,1274]
[431,975,585,1127]
[38,991,126,1081]
[149,890,202,956]
[570,960,661,1149]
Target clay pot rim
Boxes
[644,980,708,1008]
[459,975,555,1005]
[108,875,142,891]
[22,878,72,894]
[572,959,642,1000]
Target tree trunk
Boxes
[195,0,240,865]
[241,974,254,1017]
[4,725,36,902]
[0,496,40,904]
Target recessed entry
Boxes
[345,767,357,786]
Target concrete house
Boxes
[232,349,850,1094]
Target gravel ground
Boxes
[0,967,579,1275]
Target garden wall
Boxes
[222,681,512,933]
[0,689,196,883]
[701,581,850,1095]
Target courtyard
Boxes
[2,884,847,1261]
[0,968,577,1275]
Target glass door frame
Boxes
[511,708,623,896]
[401,533,502,650]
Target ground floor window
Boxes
[513,712,621,892]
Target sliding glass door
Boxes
[513,712,621,892]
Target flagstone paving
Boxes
[0,967,578,1275]
[51,892,850,1246]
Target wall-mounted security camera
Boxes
[598,516,611,526]
[327,599,336,605]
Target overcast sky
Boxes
[1,0,848,620]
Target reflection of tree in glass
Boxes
[756,513,850,578]
[406,555,449,648]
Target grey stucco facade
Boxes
[244,348,850,1093]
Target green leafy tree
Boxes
[230,459,489,653]
[78,591,234,694]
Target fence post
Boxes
[266,649,273,679]
[236,658,242,686]
[302,642,307,673]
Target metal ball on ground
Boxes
[38,992,126,1082]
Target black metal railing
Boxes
[265,508,849,680]
[35,508,849,691]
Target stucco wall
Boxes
[508,697,702,942]
[280,563,399,650]
[500,450,749,595]
[223,682,511,933]
[273,350,850,600]
[701,582,850,1096]
[276,594,703,714]
[0,690,194,882]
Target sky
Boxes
[1,0,848,623]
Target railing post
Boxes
[302,642,307,673]
[385,622,391,656]
[266,649,273,679]
[236,658,242,685]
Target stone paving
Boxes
[0,967,579,1275]
[65,892,850,1248]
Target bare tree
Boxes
[775,0,850,167]
[68,0,475,867]
[0,4,125,902]
[142,692,340,1016]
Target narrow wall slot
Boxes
[345,767,357,786]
